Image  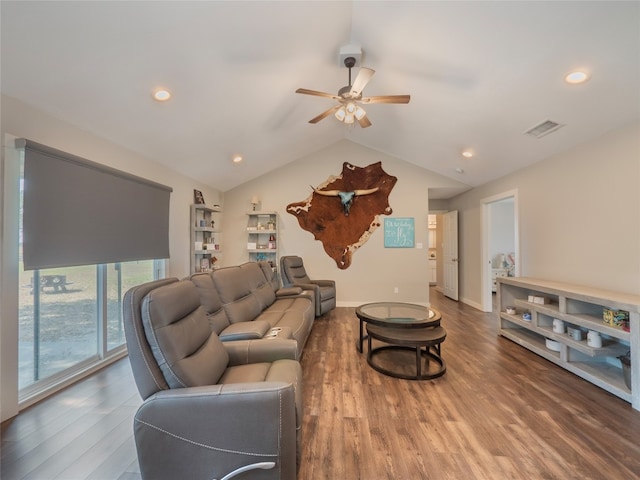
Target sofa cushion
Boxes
[142,280,229,388]
[218,359,302,429]
[213,265,263,324]
[259,297,314,347]
[189,272,231,335]
[240,262,276,310]
[219,362,272,384]
[281,256,312,284]
[259,261,280,292]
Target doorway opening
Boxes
[481,190,519,312]
[427,210,459,301]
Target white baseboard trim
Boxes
[460,296,483,311]
[337,301,362,308]
[337,301,429,308]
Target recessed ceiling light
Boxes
[564,71,590,84]
[455,167,464,174]
[462,150,473,158]
[232,155,243,164]
[152,89,171,101]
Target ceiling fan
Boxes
[296,56,410,128]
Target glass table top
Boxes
[356,302,441,327]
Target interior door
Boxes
[442,210,459,300]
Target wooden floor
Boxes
[3,288,640,479]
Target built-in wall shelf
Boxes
[190,204,222,274]
[497,277,639,410]
[246,211,279,271]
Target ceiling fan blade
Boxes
[358,114,372,128]
[309,105,341,124]
[360,94,411,104]
[296,88,340,100]
[349,67,375,97]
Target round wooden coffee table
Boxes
[355,302,441,353]
[366,323,447,380]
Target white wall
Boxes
[223,140,467,306]
[0,94,222,420]
[449,122,640,307]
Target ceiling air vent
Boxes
[524,120,565,138]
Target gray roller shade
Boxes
[18,139,172,270]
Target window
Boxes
[106,260,158,350]
[18,261,161,393]
[19,264,99,390]
[13,143,167,402]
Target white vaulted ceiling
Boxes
[2,1,639,196]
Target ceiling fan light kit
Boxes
[296,48,410,128]
[333,101,366,125]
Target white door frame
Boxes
[480,190,520,312]
[442,210,459,301]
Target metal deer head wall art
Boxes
[287,162,397,269]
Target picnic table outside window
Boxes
[30,275,73,293]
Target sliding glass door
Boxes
[18,264,99,390]
[16,154,162,399]
[106,260,157,350]
[18,258,158,394]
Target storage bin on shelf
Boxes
[603,308,629,329]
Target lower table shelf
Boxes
[500,323,631,402]
[497,276,639,410]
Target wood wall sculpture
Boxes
[286,161,397,269]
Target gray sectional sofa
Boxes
[123,261,319,479]
[190,261,316,358]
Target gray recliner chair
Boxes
[280,256,336,317]
[123,277,302,480]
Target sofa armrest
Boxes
[134,383,297,480]
[311,279,335,288]
[277,286,315,306]
[219,320,271,342]
[278,286,314,303]
[297,289,315,303]
[289,282,319,293]
[224,338,298,364]
[276,286,303,297]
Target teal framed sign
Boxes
[384,217,415,248]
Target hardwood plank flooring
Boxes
[2,288,640,479]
